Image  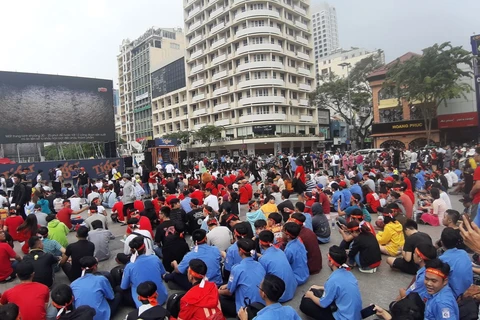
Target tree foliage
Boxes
[310,50,384,148]
[194,125,224,152]
[162,131,193,144]
[385,42,473,142]
[44,143,101,160]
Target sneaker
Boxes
[359,267,377,274]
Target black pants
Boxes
[163,272,192,291]
[52,181,61,193]
[300,296,335,320]
[252,171,262,182]
[123,202,135,221]
[219,294,237,318]
[61,262,76,282]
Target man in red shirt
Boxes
[0,230,22,282]
[0,260,50,320]
[111,200,125,223]
[190,185,204,204]
[3,209,24,241]
[56,200,88,230]
[315,185,331,215]
[148,168,160,197]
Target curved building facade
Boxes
[183,0,321,155]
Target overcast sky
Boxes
[0,0,478,82]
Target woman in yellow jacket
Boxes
[376,213,405,256]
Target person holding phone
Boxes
[300,245,362,320]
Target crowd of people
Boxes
[0,145,480,319]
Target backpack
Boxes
[242,298,265,320]
[166,292,185,319]
[48,169,56,181]
[5,178,13,188]
[458,297,479,320]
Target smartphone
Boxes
[361,305,376,318]
[336,221,342,229]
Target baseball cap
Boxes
[339,181,347,188]
[316,183,323,189]
[123,173,131,179]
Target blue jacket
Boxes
[284,238,309,285]
[253,303,301,320]
[72,273,113,320]
[424,285,459,320]
[439,248,473,298]
[228,257,266,312]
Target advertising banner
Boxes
[151,58,186,99]
[0,158,124,181]
[0,71,115,143]
[372,119,438,135]
[437,112,479,129]
[253,125,276,135]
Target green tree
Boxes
[44,143,99,160]
[385,42,473,143]
[162,131,193,144]
[193,125,224,154]
[310,51,384,148]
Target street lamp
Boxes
[338,62,352,149]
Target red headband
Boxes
[137,243,145,251]
[283,229,297,239]
[348,226,359,232]
[426,268,447,280]
[188,267,205,279]
[196,236,207,244]
[138,292,158,306]
[414,248,429,261]
[287,218,303,226]
[328,253,340,268]
[259,240,272,247]
[234,229,247,237]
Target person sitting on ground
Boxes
[142,200,159,228]
[166,229,222,291]
[3,208,24,242]
[292,201,313,230]
[257,230,297,303]
[376,213,405,256]
[51,284,96,320]
[218,238,266,318]
[346,220,382,273]
[423,259,459,319]
[101,184,116,209]
[436,209,468,252]
[171,259,224,320]
[277,190,295,222]
[161,221,190,273]
[238,274,301,320]
[56,199,88,231]
[266,212,284,248]
[246,200,267,233]
[311,202,330,244]
[46,214,70,248]
[38,226,65,259]
[386,219,432,275]
[71,256,120,320]
[300,245,362,320]
[438,227,473,298]
[223,223,249,283]
[59,226,95,282]
[290,213,322,274]
[282,222,309,285]
[87,220,115,262]
[260,195,278,219]
[22,236,58,287]
[225,214,254,239]
[0,303,20,320]
[0,229,22,283]
[373,292,425,320]
[420,187,447,226]
[401,242,437,301]
[117,217,154,265]
[121,236,168,308]
[126,281,169,320]
[15,213,39,254]
[207,218,233,252]
[0,260,50,320]
[83,204,108,230]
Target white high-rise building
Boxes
[182,0,321,155]
[311,2,339,61]
[117,27,184,144]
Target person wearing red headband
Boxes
[167,229,222,290]
[206,218,232,252]
[346,221,382,273]
[50,284,96,320]
[423,259,458,320]
[403,243,437,301]
[290,213,322,275]
[219,238,265,318]
[223,223,249,283]
[300,245,362,320]
[121,236,168,309]
[282,222,309,285]
[126,281,169,320]
[257,230,297,303]
[172,259,224,320]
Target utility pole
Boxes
[339,62,352,150]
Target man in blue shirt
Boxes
[121,236,168,308]
[283,222,309,285]
[71,256,120,320]
[415,167,426,190]
[348,177,363,202]
[438,227,472,298]
[339,181,352,211]
[223,224,249,282]
[404,243,437,301]
[331,183,342,212]
[167,229,222,290]
[180,190,192,213]
[238,274,301,320]
[300,245,362,320]
[258,230,297,302]
[423,259,459,320]
[219,238,265,318]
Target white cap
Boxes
[467,148,475,156]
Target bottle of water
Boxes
[331,218,336,229]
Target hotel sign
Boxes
[372,120,437,134]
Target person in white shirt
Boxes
[116,217,155,265]
[0,174,6,192]
[87,186,101,205]
[0,191,9,208]
[203,188,219,212]
[409,151,418,170]
[443,169,453,188]
[110,163,118,182]
[206,218,232,252]
[330,152,340,176]
[165,163,175,174]
[53,165,63,193]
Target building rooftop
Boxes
[367,52,420,80]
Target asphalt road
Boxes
[0,194,454,319]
